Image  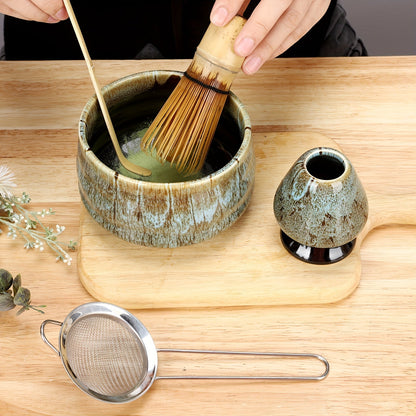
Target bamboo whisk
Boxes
[141,16,246,175]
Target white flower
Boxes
[56,224,65,233]
[0,165,16,198]
[0,176,77,265]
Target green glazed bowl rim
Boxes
[79,70,252,189]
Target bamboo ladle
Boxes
[63,0,151,177]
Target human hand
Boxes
[0,0,67,23]
[210,0,331,74]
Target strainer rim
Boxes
[58,302,158,403]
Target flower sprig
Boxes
[0,165,76,264]
[0,268,45,315]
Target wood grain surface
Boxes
[78,131,416,308]
[0,57,415,415]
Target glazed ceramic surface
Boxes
[77,70,254,247]
[273,147,368,248]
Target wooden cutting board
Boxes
[78,132,416,308]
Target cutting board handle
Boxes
[366,191,416,231]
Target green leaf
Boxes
[13,274,22,296]
[0,292,15,311]
[16,306,28,316]
[0,269,13,292]
[68,241,77,250]
[13,286,31,307]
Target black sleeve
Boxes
[4,0,364,61]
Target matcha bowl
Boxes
[77,70,254,247]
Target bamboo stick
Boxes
[63,0,151,177]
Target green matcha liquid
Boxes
[117,127,203,183]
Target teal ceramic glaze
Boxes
[273,147,368,264]
[77,70,255,248]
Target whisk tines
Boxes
[141,16,246,176]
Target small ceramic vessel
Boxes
[273,147,368,264]
[77,70,255,248]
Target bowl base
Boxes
[280,231,356,265]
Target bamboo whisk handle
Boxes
[196,16,246,74]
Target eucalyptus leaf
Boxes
[0,268,46,315]
[0,269,13,292]
[13,286,31,307]
[16,306,28,316]
[0,292,15,311]
[13,274,22,296]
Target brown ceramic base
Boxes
[280,231,356,265]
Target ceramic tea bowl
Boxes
[77,70,254,248]
[273,147,368,264]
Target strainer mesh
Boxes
[65,315,147,397]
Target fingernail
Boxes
[54,7,68,20]
[235,37,255,56]
[47,16,60,23]
[243,56,263,75]
[211,6,228,26]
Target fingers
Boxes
[210,0,244,26]
[234,0,293,58]
[271,0,331,57]
[211,0,331,75]
[240,0,317,74]
[0,0,67,23]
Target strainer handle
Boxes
[40,320,63,356]
[156,349,329,381]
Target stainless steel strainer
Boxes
[40,302,329,403]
